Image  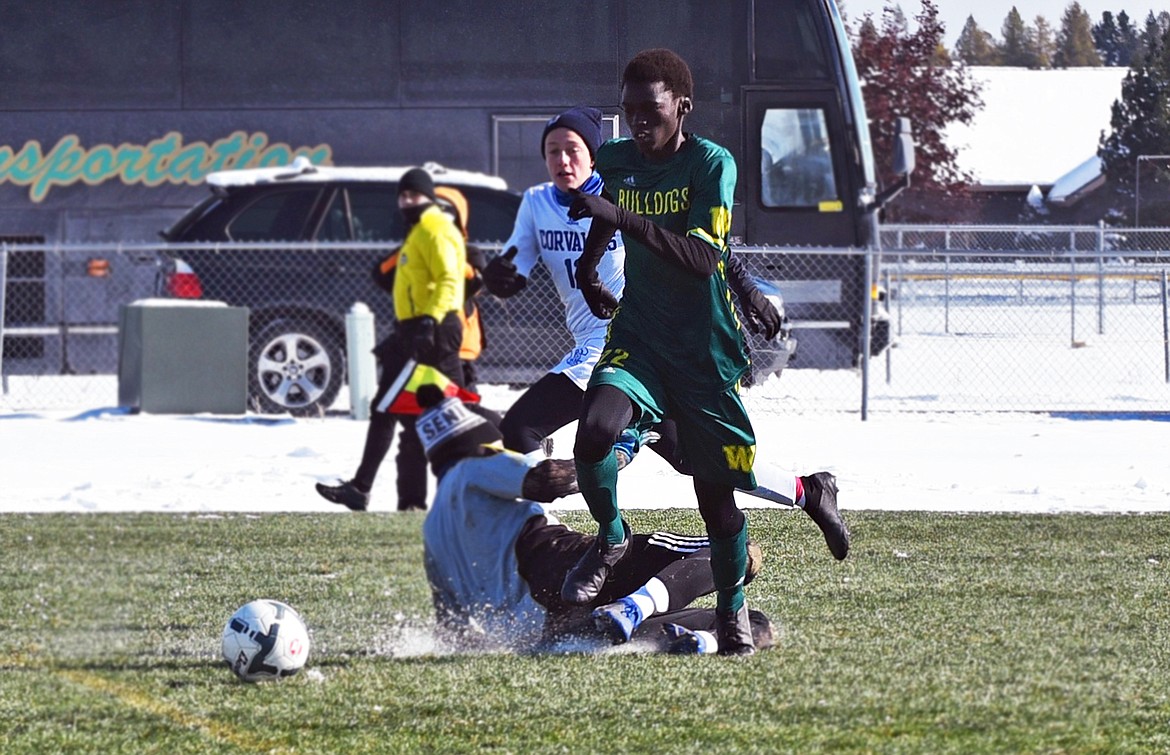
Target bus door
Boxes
[741,87,875,369]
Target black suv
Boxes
[160,159,794,415]
[160,160,531,414]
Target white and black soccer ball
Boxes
[221,599,311,682]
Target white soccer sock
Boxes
[629,577,669,617]
[739,458,800,507]
[695,630,717,654]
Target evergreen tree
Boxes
[1116,11,1139,67]
[1137,11,1169,62]
[1092,11,1122,66]
[955,15,999,65]
[1054,2,1103,67]
[885,4,908,35]
[851,0,983,216]
[1000,7,1032,66]
[1029,15,1057,68]
[856,14,878,46]
[1099,25,1170,224]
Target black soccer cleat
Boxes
[591,597,643,644]
[315,479,369,512]
[715,602,756,656]
[663,623,710,654]
[560,522,631,605]
[801,472,849,560]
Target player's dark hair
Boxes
[622,48,693,99]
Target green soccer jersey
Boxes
[595,134,749,391]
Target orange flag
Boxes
[375,359,480,415]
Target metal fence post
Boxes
[1069,256,1077,348]
[895,253,904,337]
[0,242,7,394]
[54,242,68,375]
[1162,269,1169,383]
[861,216,879,422]
[884,267,892,385]
[944,252,951,334]
[1097,221,1106,335]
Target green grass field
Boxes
[1,509,1168,754]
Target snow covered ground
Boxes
[1,381,1166,515]
[3,289,1167,516]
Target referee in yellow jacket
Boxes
[316,167,467,512]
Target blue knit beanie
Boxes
[541,106,603,160]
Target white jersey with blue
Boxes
[503,172,626,389]
[422,450,557,650]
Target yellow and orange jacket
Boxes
[374,188,485,360]
[386,204,465,322]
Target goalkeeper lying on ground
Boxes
[411,384,773,654]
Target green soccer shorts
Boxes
[589,342,757,489]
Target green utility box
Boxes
[118,300,249,414]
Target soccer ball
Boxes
[221,599,311,682]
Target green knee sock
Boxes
[576,452,624,544]
[709,517,749,613]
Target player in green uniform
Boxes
[561,48,764,655]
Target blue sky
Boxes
[840,1,1166,45]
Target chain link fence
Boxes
[3,228,1169,416]
[869,225,1170,414]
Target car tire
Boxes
[249,317,343,416]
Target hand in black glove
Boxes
[521,458,580,502]
[574,259,619,319]
[408,315,436,359]
[568,192,620,226]
[482,247,528,298]
[742,289,783,340]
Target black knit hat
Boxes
[415,385,503,472]
[398,167,436,202]
[541,106,603,161]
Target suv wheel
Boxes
[250,317,343,415]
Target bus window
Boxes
[759,108,839,210]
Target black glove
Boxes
[574,261,619,319]
[483,247,528,298]
[742,289,782,340]
[407,315,436,359]
[571,192,621,319]
[521,458,580,502]
[568,192,620,226]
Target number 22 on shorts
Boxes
[597,348,630,369]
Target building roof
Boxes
[943,67,1128,190]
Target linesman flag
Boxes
[374,359,480,415]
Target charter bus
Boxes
[1,0,909,379]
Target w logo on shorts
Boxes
[722,444,756,473]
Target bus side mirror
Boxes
[892,116,915,177]
[876,116,916,209]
